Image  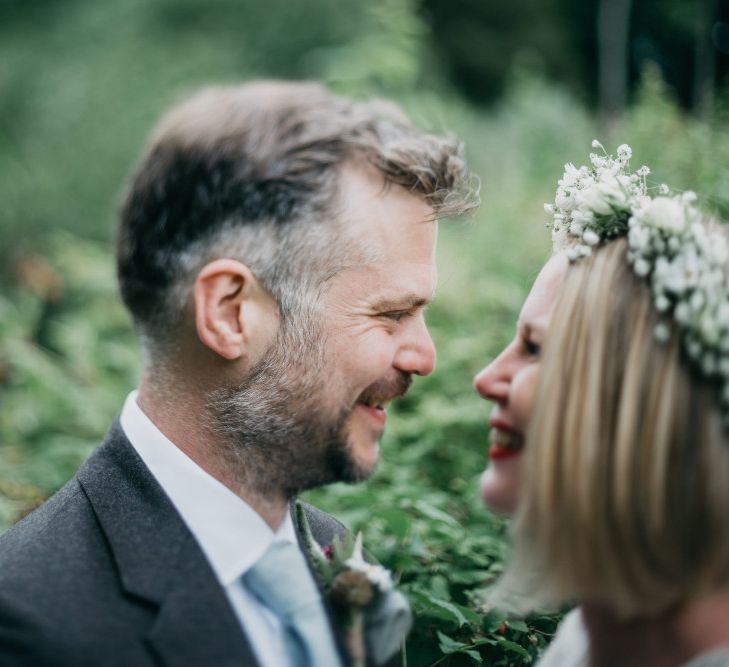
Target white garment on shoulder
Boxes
[536,608,589,667]
[685,650,729,667]
[120,390,308,667]
[537,607,729,667]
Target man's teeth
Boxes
[489,428,524,450]
[361,399,390,410]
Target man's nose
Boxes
[393,315,436,377]
[474,350,512,402]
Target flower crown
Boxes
[546,141,729,425]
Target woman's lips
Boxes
[488,421,524,460]
[488,444,522,460]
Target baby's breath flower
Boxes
[654,323,671,342]
[634,258,651,277]
[548,141,729,430]
[655,294,671,312]
[617,144,632,161]
[583,230,600,246]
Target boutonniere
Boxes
[295,502,412,667]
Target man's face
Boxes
[318,164,438,478]
[209,164,437,496]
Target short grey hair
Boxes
[117,81,477,357]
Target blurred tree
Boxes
[597,0,632,130]
[694,0,719,116]
[0,0,429,258]
[419,0,579,105]
[418,0,729,112]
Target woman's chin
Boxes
[479,455,522,516]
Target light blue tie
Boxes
[244,540,344,667]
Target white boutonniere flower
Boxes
[295,502,412,667]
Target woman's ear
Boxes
[193,259,278,361]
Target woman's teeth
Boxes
[489,427,524,450]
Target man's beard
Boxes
[206,317,411,499]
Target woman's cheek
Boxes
[510,363,540,430]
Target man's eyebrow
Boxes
[370,293,432,311]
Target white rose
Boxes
[595,173,629,206]
[576,184,612,215]
[576,174,629,216]
[640,196,688,234]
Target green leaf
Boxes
[496,638,532,660]
[506,620,529,633]
[423,594,470,628]
[436,630,467,653]
[414,499,462,528]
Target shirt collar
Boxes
[119,390,297,586]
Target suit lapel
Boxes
[291,501,352,667]
[78,421,260,667]
[145,534,259,667]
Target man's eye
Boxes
[382,311,410,323]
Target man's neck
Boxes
[136,376,289,531]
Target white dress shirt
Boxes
[120,390,308,667]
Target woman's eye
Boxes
[523,338,541,356]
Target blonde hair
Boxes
[499,236,729,618]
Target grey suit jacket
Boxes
[0,420,350,666]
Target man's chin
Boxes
[328,438,380,484]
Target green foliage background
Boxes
[1,1,729,665]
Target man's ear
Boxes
[193,259,277,361]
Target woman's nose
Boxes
[473,349,513,402]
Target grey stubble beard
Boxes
[205,315,366,500]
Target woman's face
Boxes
[474,253,568,515]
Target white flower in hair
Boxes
[638,196,691,234]
[545,141,729,429]
[556,187,578,212]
